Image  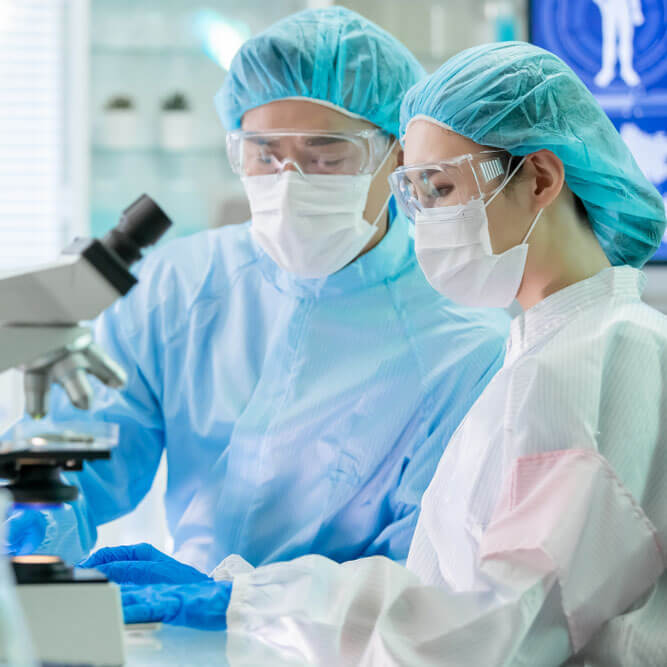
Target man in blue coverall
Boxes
[7,7,508,574]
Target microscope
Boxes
[0,194,172,665]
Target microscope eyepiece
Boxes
[62,194,172,296]
[102,194,172,267]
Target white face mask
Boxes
[242,142,395,279]
[414,159,543,308]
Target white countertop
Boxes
[124,625,287,666]
[124,625,228,665]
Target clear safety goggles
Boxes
[226,128,392,177]
[389,150,514,220]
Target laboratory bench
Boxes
[124,624,287,666]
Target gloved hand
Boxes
[79,543,209,585]
[4,508,48,556]
[121,580,232,629]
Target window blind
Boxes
[0,0,68,270]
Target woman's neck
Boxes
[517,214,611,311]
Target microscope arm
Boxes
[0,324,90,373]
[0,247,136,417]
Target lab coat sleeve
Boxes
[223,449,665,666]
[359,324,507,561]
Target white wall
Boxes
[643,265,667,313]
[94,454,172,553]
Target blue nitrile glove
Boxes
[5,508,48,555]
[79,543,209,585]
[121,580,232,629]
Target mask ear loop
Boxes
[367,138,398,228]
[521,208,544,244]
[371,138,397,179]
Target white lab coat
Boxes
[217,266,667,666]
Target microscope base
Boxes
[14,580,125,665]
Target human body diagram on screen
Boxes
[594,0,645,87]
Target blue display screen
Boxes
[531,0,667,262]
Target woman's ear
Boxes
[524,149,565,210]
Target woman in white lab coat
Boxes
[212,41,667,666]
[86,42,667,666]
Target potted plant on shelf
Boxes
[99,94,139,149]
[159,92,194,151]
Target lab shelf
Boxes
[92,145,225,155]
[92,44,209,57]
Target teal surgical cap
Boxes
[215,7,425,138]
[400,42,666,268]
